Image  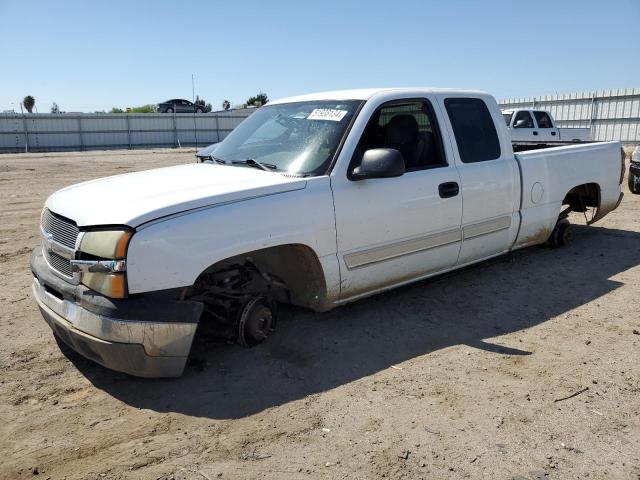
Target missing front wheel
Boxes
[187,259,287,346]
[237,297,277,347]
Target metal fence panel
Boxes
[0,109,254,153]
[500,88,640,145]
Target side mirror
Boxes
[351,148,405,181]
[514,119,529,128]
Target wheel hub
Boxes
[238,297,276,347]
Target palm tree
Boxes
[222,100,231,111]
[23,95,35,113]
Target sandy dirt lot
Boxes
[1,149,639,480]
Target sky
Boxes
[1,0,639,113]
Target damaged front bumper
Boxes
[31,247,202,377]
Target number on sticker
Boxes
[307,109,348,122]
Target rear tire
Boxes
[166,107,174,113]
[548,218,572,247]
[196,108,203,114]
[629,172,640,194]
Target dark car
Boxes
[158,98,204,113]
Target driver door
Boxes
[331,98,463,300]
[510,110,537,142]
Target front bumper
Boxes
[31,247,202,377]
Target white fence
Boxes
[499,88,640,146]
[0,109,255,153]
[4,90,638,153]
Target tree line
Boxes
[15,92,269,114]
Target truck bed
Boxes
[512,140,594,152]
[558,127,591,142]
[512,141,623,249]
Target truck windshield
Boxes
[211,100,362,175]
[502,112,513,126]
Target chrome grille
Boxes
[41,208,79,249]
[44,249,73,277]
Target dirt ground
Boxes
[1,148,639,480]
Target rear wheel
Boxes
[548,218,572,247]
[629,172,640,194]
[196,108,203,114]
[166,107,174,113]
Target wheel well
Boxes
[194,244,328,311]
[561,183,600,215]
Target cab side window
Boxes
[533,111,553,128]
[444,97,501,163]
[513,110,535,128]
[353,100,446,171]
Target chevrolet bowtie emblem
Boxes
[43,232,54,251]
[42,231,73,259]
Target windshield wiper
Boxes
[202,155,226,165]
[231,158,278,171]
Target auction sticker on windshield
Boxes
[307,109,348,122]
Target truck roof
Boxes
[502,108,552,114]
[270,87,489,105]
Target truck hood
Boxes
[46,163,307,227]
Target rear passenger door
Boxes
[510,110,537,142]
[440,96,520,265]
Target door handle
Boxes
[438,182,459,198]
[533,131,538,136]
[551,131,557,136]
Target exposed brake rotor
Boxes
[188,259,287,345]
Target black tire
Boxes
[629,172,640,194]
[196,108,203,114]
[548,218,572,247]
[237,297,276,347]
[166,107,174,113]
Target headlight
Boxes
[79,230,132,259]
[71,229,133,299]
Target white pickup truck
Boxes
[502,108,592,150]
[31,88,624,377]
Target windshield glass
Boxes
[502,112,513,126]
[212,100,362,175]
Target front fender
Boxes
[126,177,340,302]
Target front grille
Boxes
[41,208,78,277]
[44,249,73,277]
[41,208,79,249]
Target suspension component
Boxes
[237,297,276,347]
[188,259,287,345]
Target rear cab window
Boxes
[444,98,501,163]
[533,111,553,128]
